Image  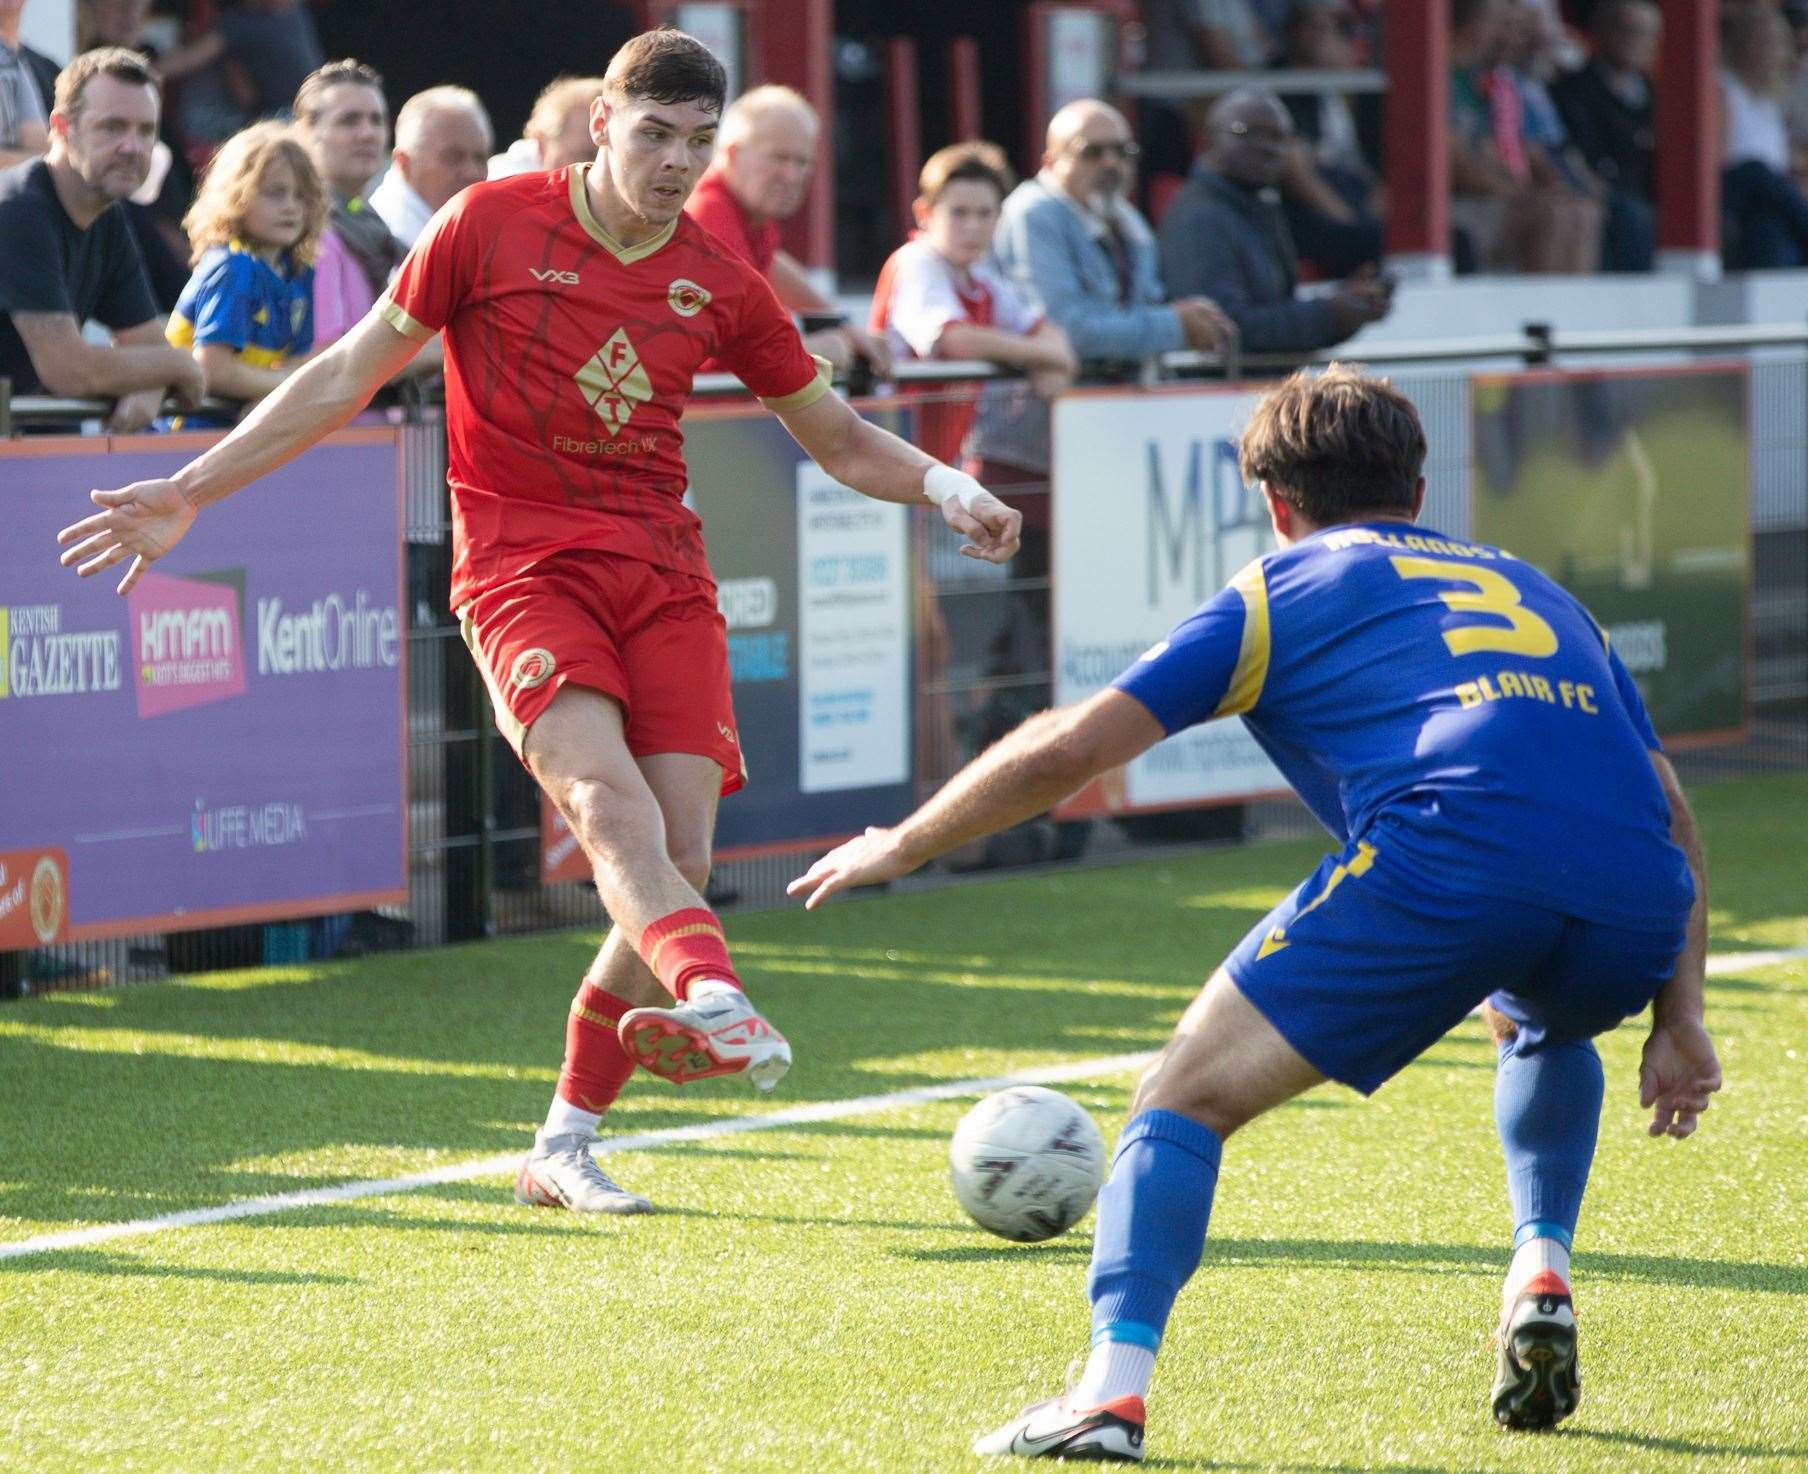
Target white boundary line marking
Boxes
[3,944,1800,1264]
[1705,944,1808,974]
[0,1052,1153,1263]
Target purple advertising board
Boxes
[1,428,406,942]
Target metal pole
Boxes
[1382,0,1452,283]
[1656,0,1721,277]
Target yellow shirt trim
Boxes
[1212,558,1272,718]
[237,343,286,369]
[567,165,678,265]
[759,354,834,413]
[376,293,434,342]
[165,313,195,349]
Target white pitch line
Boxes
[0,1052,1153,1263]
[4,944,1801,1265]
[1705,944,1808,975]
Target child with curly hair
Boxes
[167,120,325,424]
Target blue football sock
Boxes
[1087,1109,1223,1346]
[1494,1036,1603,1243]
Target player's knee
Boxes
[1131,1064,1258,1140]
[668,837,713,892]
[562,776,660,854]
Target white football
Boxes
[949,1086,1106,1242]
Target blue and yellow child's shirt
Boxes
[1114,520,1694,928]
[166,242,314,425]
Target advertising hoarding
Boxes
[1471,365,1750,739]
[1,429,407,940]
[1051,386,1286,817]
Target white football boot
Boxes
[1492,1270,1581,1429]
[618,980,791,1093]
[973,1391,1147,1461]
[514,1131,654,1215]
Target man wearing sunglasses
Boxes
[985,98,1236,480]
[974,102,1236,868]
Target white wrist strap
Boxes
[923,463,988,512]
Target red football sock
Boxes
[556,982,635,1115]
[638,907,742,1000]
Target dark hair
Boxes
[603,28,727,113]
[1450,0,1496,34]
[294,59,386,124]
[918,141,1014,205]
[54,47,159,117]
[1238,365,1427,523]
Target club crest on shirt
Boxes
[667,278,710,318]
[573,327,654,436]
[510,647,557,690]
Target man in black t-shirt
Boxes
[0,47,200,431]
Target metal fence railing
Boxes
[5,332,1805,996]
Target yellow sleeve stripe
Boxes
[1212,559,1272,718]
[165,313,195,349]
[376,293,434,343]
[759,354,835,413]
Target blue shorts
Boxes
[1224,838,1689,1095]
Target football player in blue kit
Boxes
[790,366,1722,1461]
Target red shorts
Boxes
[458,551,745,794]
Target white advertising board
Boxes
[1052,387,1287,814]
[796,465,910,794]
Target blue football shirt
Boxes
[1113,520,1694,926]
[168,242,314,367]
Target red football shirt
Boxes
[377,165,828,606]
[683,166,781,274]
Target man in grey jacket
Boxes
[1159,90,1392,355]
[985,98,1234,480]
[960,100,1233,868]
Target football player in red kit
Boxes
[57,30,1022,1215]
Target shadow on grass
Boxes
[899,1232,1808,1294]
[1191,1238,1808,1294]
[654,1204,958,1233]
[0,1248,353,1285]
[1561,1426,1808,1459]
[896,1239,1094,1264]
[1705,974,1780,994]
[1171,1465,1490,1474]
[277,1204,605,1239]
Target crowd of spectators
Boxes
[1130,0,1808,276]
[13,0,1808,443]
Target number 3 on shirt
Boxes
[1389,556,1559,658]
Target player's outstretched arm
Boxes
[55,311,424,594]
[1639,750,1721,1140]
[775,390,1022,564]
[788,690,1163,908]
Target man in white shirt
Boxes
[369,85,492,247]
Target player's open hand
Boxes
[57,478,197,595]
[787,826,917,910]
[943,489,1022,564]
[1638,1018,1722,1139]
